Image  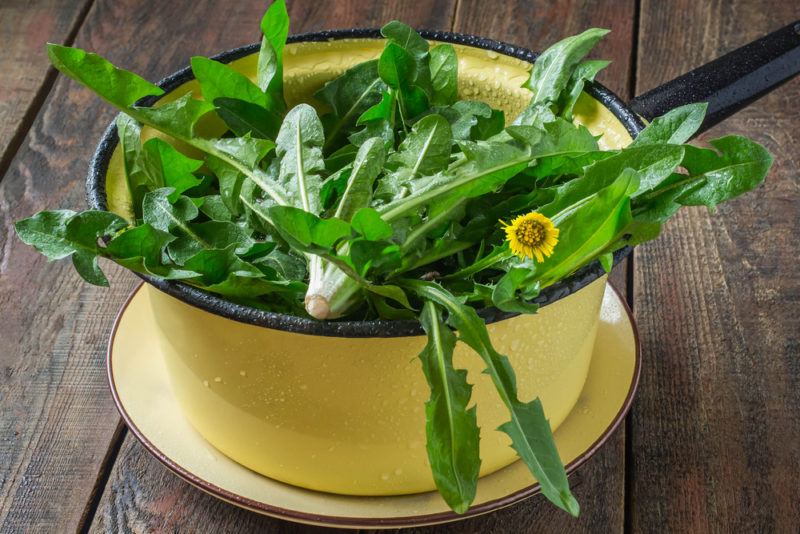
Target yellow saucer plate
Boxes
[107,282,640,529]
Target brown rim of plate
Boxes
[106,281,642,528]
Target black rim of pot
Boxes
[86,28,645,338]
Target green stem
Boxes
[441,246,513,280]
[378,155,531,223]
[401,198,466,253]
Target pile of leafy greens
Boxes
[15,1,771,516]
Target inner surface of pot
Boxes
[104,37,634,496]
[103,37,634,219]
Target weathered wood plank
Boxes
[89,434,625,533]
[0,0,299,531]
[0,0,93,181]
[631,2,800,531]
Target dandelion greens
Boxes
[15,2,772,516]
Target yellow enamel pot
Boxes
[90,30,641,497]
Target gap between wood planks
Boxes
[0,0,96,187]
[77,421,128,534]
[623,1,641,532]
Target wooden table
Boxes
[1,1,797,532]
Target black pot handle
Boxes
[629,20,800,135]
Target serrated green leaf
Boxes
[391,114,453,177]
[334,138,386,221]
[191,56,266,107]
[507,118,598,157]
[417,300,480,513]
[141,138,203,202]
[364,283,413,309]
[429,101,504,141]
[183,245,263,285]
[316,60,386,152]
[379,42,415,90]
[557,59,610,120]
[203,273,303,299]
[258,0,289,100]
[199,195,234,221]
[430,44,458,106]
[15,210,78,260]
[379,22,432,121]
[253,248,307,281]
[381,20,429,59]
[47,44,163,108]
[675,136,772,208]
[375,114,453,204]
[631,103,708,146]
[350,239,402,276]
[196,136,275,168]
[404,280,578,517]
[214,97,281,139]
[357,91,395,125]
[72,250,109,286]
[168,221,254,264]
[275,104,326,214]
[142,189,200,234]
[379,135,532,222]
[206,155,245,216]
[351,207,393,241]
[523,28,608,108]
[135,93,215,140]
[491,268,540,313]
[65,211,128,250]
[15,210,128,275]
[268,206,351,252]
[105,224,187,279]
[632,135,772,221]
[574,144,683,201]
[115,114,149,217]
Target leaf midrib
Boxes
[417,282,566,498]
[324,78,381,150]
[427,305,467,498]
[380,153,531,222]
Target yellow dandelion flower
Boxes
[500,212,559,263]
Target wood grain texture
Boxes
[632,1,800,532]
[86,1,636,533]
[0,0,285,531]
[0,0,93,178]
[453,0,636,98]
[89,434,624,534]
